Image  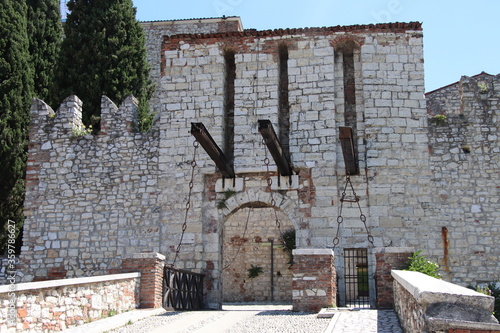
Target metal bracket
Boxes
[190,122,235,178]
[258,120,293,177]
[339,126,359,175]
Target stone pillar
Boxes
[292,249,336,312]
[122,252,165,308]
[375,247,413,308]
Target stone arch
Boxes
[221,189,301,230]
[220,189,299,303]
[331,35,364,52]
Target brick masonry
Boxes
[121,253,165,309]
[375,248,413,308]
[17,17,500,308]
[292,249,335,312]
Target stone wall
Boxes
[20,96,160,281]
[141,17,242,112]
[392,270,500,333]
[0,273,139,332]
[156,22,428,306]
[426,73,500,285]
[19,17,500,307]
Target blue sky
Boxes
[130,0,499,92]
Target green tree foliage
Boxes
[57,0,154,132]
[27,0,63,105]
[0,0,34,253]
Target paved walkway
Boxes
[325,308,403,333]
[63,305,403,333]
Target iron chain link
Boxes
[172,140,199,267]
[333,175,374,250]
[263,139,283,235]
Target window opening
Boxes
[223,50,236,165]
[342,49,359,174]
[278,44,290,162]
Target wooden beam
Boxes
[190,122,235,178]
[258,120,293,176]
[339,126,359,175]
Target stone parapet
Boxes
[0,273,139,332]
[292,249,335,312]
[392,270,500,333]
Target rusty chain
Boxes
[333,175,374,250]
[171,140,199,267]
[263,139,282,233]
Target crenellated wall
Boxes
[21,95,160,281]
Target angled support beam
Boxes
[339,126,359,175]
[258,119,293,176]
[190,122,235,178]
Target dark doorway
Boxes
[343,248,370,308]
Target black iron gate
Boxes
[163,266,204,310]
[344,248,370,308]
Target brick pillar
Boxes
[122,252,165,308]
[375,247,413,308]
[292,249,336,312]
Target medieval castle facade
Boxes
[18,17,499,307]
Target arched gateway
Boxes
[222,202,295,303]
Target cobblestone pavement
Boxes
[327,309,403,333]
[102,305,403,333]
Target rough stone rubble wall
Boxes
[0,275,139,332]
[426,74,500,285]
[21,96,160,281]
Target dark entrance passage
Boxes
[344,248,370,308]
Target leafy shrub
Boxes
[247,265,263,279]
[280,229,296,268]
[406,250,441,279]
[469,282,500,321]
[485,283,500,321]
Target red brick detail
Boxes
[292,253,336,313]
[47,265,67,280]
[122,257,164,308]
[375,252,412,308]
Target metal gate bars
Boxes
[344,248,370,308]
[163,266,204,310]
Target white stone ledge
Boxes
[0,272,141,294]
[293,248,334,256]
[130,252,166,261]
[391,270,493,310]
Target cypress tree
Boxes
[27,0,63,105]
[0,0,34,252]
[57,0,154,131]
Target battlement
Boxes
[29,95,145,140]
